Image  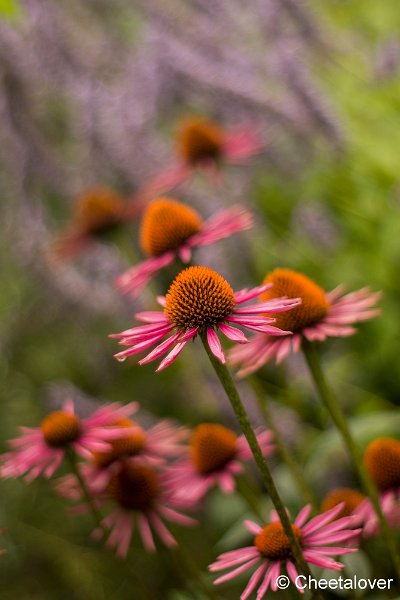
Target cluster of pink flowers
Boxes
[0,398,280,559]
[5,109,394,599]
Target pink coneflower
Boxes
[53,186,131,259]
[168,423,274,503]
[111,266,301,371]
[360,437,400,536]
[230,268,381,377]
[321,486,400,539]
[83,418,189,492]
[355,492,400,538]
[209,504,361,598]
[0,400,138,482]
[140,117,263,197]
[116,197,253,299]
[94,461,196,556]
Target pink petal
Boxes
[207,327,226,364]
[241,563,268,600]
[244,520,262,535]
[156,341,188,372]
[219,323,248,343]
[139,332,182,365]
[213,558,260,585]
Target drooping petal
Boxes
[207,327,226,364]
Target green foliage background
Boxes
[1,2,400,598]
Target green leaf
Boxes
[0,0,21,19]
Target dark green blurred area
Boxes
[1,1,400,598]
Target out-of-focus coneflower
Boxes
[115,197,253,299]
[0,400,138,481]
[111,266,301,371]
[53,186,129,259]
[230,268,380,376]
[321,486,400,539]
[321,488,366,520]
[209,504,361,598]
[92,461,196,557]
[364,437,400,494]
[167,423,274,503]
[83,418,189,491]
[141,117,263,196]
[360,437,400,535]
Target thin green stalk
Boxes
[302,340,400,580]
[66,448,106,533]
[250,378,361,599]
[248,376,318,511]
[200,333,324,600]
[249,376,319,510]
[66,450,156,600]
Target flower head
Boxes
[167,423,274,503]
[230,268,381,377]
[53,187,128,259]
[111,266,301,371]
[115,198,253,298]
[92,461,196,556]
[364,437,400,492]
[82,417,189,492]
[138,117,263,197]
[321,486,400,539]
[0,400,138,481]
[321,488,366,519]
[209,504,361,598]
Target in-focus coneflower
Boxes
[111,266,301,371]
[209,504,360,598]
[167,423,274,503]
[116,198,253,298]
[0,401,138,481]
[140,116,263,196]
[230,268,380,376]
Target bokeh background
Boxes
[1,1,400,598]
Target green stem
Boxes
[200,333,324,600]
[249,376,319,510]
[66,449,156,600]
[66,448,106,533]
[302,340,400,580]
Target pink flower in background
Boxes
[111,266,301,371]
[355,492,400,538]
[0,400,138,482]
[320,486,400,539]
[167,423,274,503]
[116,197,253,299]
[53,186,131,260]
[209,504,361,598]
[139,116,264,197]
[95,461,196,556]
[230,268,381,377]
[83,418,189,492]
